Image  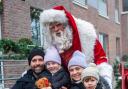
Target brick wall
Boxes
[2,0,32,41]
[121,13,128,55]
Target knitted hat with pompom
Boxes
[81,63,99,82]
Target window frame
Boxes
[98,33,109,57]
[73,0,88,9]
[98,0,109,19]
[116,37,120,57]
[115,0,120,23]
[0,14,1,40]
[30,7,42,46]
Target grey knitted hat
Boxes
[68,50,88,69]
[44,46,61,65]
[81,63,99,82]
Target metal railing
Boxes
[0,60,28,89]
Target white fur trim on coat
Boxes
[40,9,68,25]
[74,18,97,63]
[97,62,113,89]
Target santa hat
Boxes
[68,50,87,69]
[81,63,99,82]
[28,48,45,65]
[40,6,81,52]
[44,46,61,65]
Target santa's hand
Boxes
[97,62,113,89]
[59,86,67,89]
[41,87,52,89]
[104,76,112,89]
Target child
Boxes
[81,63,110,89]
[81,63,99,89]
[68,50,88,89]
[41,46,70,89]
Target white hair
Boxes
[43,24,72,53]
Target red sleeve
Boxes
[94,39,108,64]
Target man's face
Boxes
[49,22,64,33]
[30,55,44,74]
[49,22,72,53]
[46,61,61,74]
[83,77,98,89]
[68,66,84,81]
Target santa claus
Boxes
[40,6,112,88]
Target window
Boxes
[115,0,120,23]
[0,14,1,40]
[0,0,3,13]
[30,7,42,46]
[98,0,108,18]
[73,0,87,7]
[99,33,109,57]
[0,62,1,83]
[0,61,3,88]
[123,0,128,11]
[88,0,97,9]
[116,37,120,57]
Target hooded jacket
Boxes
[70,76,110,89]
[11,69,38,89]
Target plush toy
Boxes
[35,77,52,89]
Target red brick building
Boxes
[121,12,128,56]
[121,0,128,56]
[1,0,123,61]
[0,0,123,88]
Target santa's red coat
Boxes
[60,39,107,68]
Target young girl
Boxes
[40,46,70,89]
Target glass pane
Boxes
[30,7,42,46]
[98,0,107,16]
[115,9,119,22]
[0,62,2,83]
[99,33,108,54]
[115,0,119,22]
[116,38,120,56]
[74,0,87,5]
[0,15,1,40]
[99,34,104,46]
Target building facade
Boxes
[121,0,128,56]
[1,0,123,61]
[0,0,123,88]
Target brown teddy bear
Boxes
[35,77,52,89]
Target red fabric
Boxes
[53,6,82,52]
[94,39,107,64]
[60,39,108,68]
[124,73,128,89]
[60,47,74,69]
[53,6,107,68]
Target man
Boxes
[11,48,45,89]
[40,6,112,88]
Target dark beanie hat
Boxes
[28,48,45,65]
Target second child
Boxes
[40,46,70,89]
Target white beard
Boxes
[51,25,72,53]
